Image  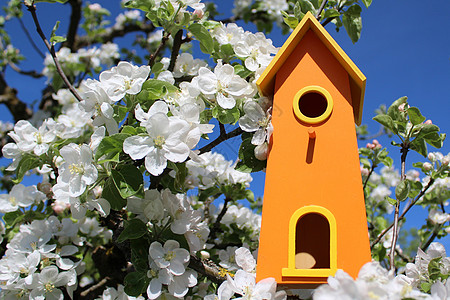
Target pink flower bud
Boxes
[88,3,102,11]
[423,162,433,171]
[360,166,369,177]
[398,103,406,112]
[372,139,382,149]
[428,153,436,161]
[193,9,204,19]
[424,120,433,125]
[52,200,69,214]
[443,157,450,166]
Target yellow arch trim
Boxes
[292,85,333,124]
[282,205,337,277]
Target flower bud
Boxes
[254,143,268,160]
[360,166,369,177]
[423,162,433,171]
[424,120,433,125]
[193,9,204,19]
[200,250,210,259]
[442,156,450,166]
[398,103,406,112]
[428,153,436,162]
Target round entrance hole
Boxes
[298,92,328,118]
[292,86,333,124]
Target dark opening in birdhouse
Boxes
[295,213,330,269]
[298,92,328,118]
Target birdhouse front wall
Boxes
[256,29,371,285]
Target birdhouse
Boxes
[255,12,371,287]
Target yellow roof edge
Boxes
[256,11,366,124]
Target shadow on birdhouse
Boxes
[255,12,371,287]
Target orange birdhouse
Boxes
[255,12,371,287]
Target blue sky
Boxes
[1,0,449,248]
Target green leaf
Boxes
[387,96,407,121]
[212,106,240,124]
[361,0,372,8]
[395,180,410,202]
[3,210,24,226]
[13,154,42,184]
[282,14,299,29]
[130,239,150,272]
[235,138,266,173]
[151,62,164,76]
[95,133,130,162]
[35,0,68,3]
[234,64,253,79]
[372,115,396,134]
[407,107,426,125]
[140,79,178,101]
[102,178,126,210]
[111,164,143,199]
[298,0,316,14]
[385,196,397,206]
[323,8,340,19]
[410,137,428,157]
[188,23,214,54]
[50,21,66,45]
[124,271,149,296]
[426,133,446,149]
[342,4,362,43]
[117,219,148,243]
[123,0,154,12]
[421,282,432,293]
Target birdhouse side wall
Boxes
[257,29,370,284]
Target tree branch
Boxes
[198,127,243,155]
[8,62,43,78]
[80,277,111,298]
[168,30,183,72]
[25,4,83,102]
[0,73,33,122]
[209,197,231,242]
[63,0,83,51]
[148,31,170,67]
[188,255,227,284]
[371,178,435,249]
[388,147,409,270]
[74,22,155,50]
[17,16,45,59]
[316,0,328,19]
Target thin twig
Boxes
[8,62,43,78]
[75,22,155,50]
[371,178,435,249]
[148,31,170,67]
[209,197,231,242]
[25,4,83,102]
[363,164,375,190]
[17,17,45,59]
[388,146,408,270]
[80,277,110,297]
[421,225,443,252]
[315,0,328,19]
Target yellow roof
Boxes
[256,11,366,125]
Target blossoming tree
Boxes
[0,0,448,299]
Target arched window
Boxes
[282,206,337,278]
